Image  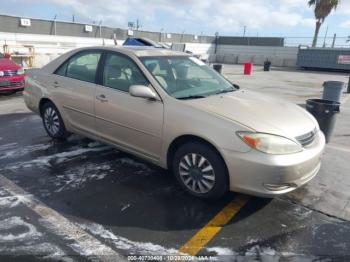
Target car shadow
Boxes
[0,112,272,232]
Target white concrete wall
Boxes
[0,32,216,67]
[0,32,298,68]
[0,32,120,67]
[215,45,298,67]
[185,43,216,62]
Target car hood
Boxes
[0,58,21,70]
[186,90,318,139]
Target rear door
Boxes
[94,51,164,161]
[50,50,102,134]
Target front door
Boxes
[94,52,163,161]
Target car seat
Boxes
[104,64,130,92]
[146,62,168,90]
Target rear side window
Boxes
[55,62,67,76]
[55,51,101,83]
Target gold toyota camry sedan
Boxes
[24,46,325,199]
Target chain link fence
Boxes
[284,36,349,48]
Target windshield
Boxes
[0,53,4,59]
[141,56,237,99]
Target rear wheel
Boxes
[172,142,229,199]
[41,102,69,140]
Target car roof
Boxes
[41,46,190,73]
[75,46,189,57]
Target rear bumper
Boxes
[222,130,326,197]
[0,75,25,92]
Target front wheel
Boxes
[172,142,229,199]
[41,102,69,140]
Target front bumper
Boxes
[0,75,25,92]
[222,130,326,197]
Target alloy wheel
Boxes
[178,153,216,194]
[44,107,60,136]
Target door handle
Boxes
[53,81,60,88]
[96,94,108,102]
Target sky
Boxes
[0,0,350,39]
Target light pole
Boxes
[322,25,328,48]
[331,33,336,48]
[159,28,163,42]
[181,30,185,43]
[53,14,57,35]
[99,20,102,38]
[136,19,141,30]
[214,31,219,54]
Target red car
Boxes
[0,53,25,94]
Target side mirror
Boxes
[129,85,158,100]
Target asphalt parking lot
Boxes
[0,65,350,261]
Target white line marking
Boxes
[327,144,350,153]
[0,174,126,261]
[80,223,180,256]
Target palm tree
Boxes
[308,0,340,47]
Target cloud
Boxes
[300,18,316,28]
[340,20,350,29]
[11,0,321,33]
[339,1,350,15]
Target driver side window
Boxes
[103,53,149,92]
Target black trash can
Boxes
[322,81,344,103]
[264,60,271,71]
[213,64,222,74]
[306,99,340,143]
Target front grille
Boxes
[1,70,18,77]
[11,81,24,87]
[296,128,317,147]
[0,80,24,89]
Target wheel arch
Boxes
[166,135,229,178]
[38,97,70,139]
[38,98,54,117]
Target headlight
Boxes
[237,132,302,155]
[17,68,25,75]
[0,71,4,77]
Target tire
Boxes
[172,141,229,199]
[41,102,69,140]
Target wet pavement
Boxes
[0,110,349,261]
[1,67,350,261]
